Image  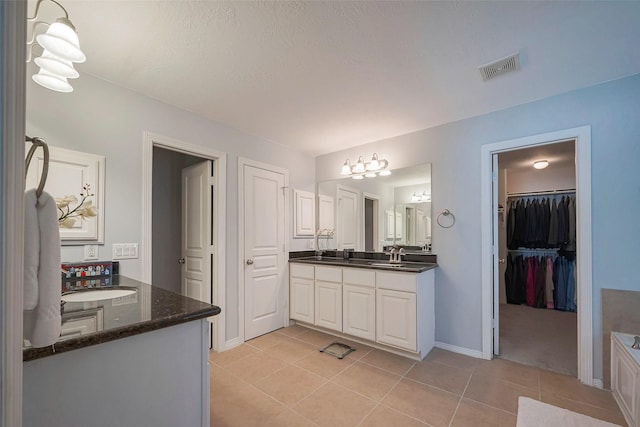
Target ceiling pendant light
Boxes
[533,160,549,170]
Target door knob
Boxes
[178,258,185,264]
[498,258,505,264]
[246,259,254,265]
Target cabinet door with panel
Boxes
[290,277,314,323]
[343,284,376,341]
[290,264,315,323]
[376,288,417,351]
[315,281,342,332]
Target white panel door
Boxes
[244,164,286,340]
[337,186,359,250]
[376,289,417,351]
[343,284,375,341]
[181,161,212,306]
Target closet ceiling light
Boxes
[533,160,549,170]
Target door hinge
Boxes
[492,318,497,329]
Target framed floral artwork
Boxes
[25,144,105,245]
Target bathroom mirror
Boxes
[316,163,432,252]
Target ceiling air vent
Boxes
[478,52,521,81]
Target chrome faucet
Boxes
[388,246,405,263]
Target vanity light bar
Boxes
[340,153,390,178]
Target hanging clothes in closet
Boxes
[506,194,576,250]
[505,191,577,312]
[504,251,576,312]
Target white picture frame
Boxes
[25,144,105,245]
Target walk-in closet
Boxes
[497,140,578,375]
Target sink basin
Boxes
[62,288,136,303]
[368,262,406,267]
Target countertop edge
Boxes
[289,257,438,273]
[24,306,219,362]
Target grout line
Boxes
[448,369,474,426]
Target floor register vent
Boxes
[319,342,356,359]
[478,52,521,81]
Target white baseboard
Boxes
[221,337,242,352]
[435,341,485,359]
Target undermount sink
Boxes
[62,288,136,303]
[368,262,406,267]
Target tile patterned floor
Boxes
[210,325,627,427]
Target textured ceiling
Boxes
[33,1,640,156]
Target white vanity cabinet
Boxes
[289,264,315,324]
[376,270,434,355]
[611,332,640,427]
[289,261,435,360]
[342,268,376,341]
[314,266,343,331]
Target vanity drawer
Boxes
[376,271,417,293]
[343,268,375,288]
[290,263,314,279]
[315,266,342,283]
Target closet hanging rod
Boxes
[25,136,49,199]
[508,248,559,255]
[507,188,575,198]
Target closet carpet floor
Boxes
[499,303,577,376]
[209,324,625,427]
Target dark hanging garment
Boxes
[540,198,551,247]
[534,256,546,308]
[507,200,516,249]
[557,196,569,244]
[514,199,527,248]
[548,198,558,246]
[505,254,516,304]
[526,256,536,306]
[567,197,576,251]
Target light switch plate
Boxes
[112,243,139,260]
[84,245,98,260]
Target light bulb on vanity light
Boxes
[353,156,366,174]
[533,160,549,170]
[364,172,377,178]
[367,153,380,171]
[340,159,352,175]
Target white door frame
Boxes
[2,2,27,425]
[237,157,290,343]
[480,126,593,385]
[142,132,227,351]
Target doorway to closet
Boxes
[496,140,577,376]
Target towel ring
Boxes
[437,209,455,228]
[25,136,49,199]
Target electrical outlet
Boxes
[84,245,98,260]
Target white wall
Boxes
[26,68,316,343]
[317,73,640,381]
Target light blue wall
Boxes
[26,68,317,343]
[317,73,640,380]
[0,5,5,420]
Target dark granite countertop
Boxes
[289,256,437,273]
[23,275,220,362]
